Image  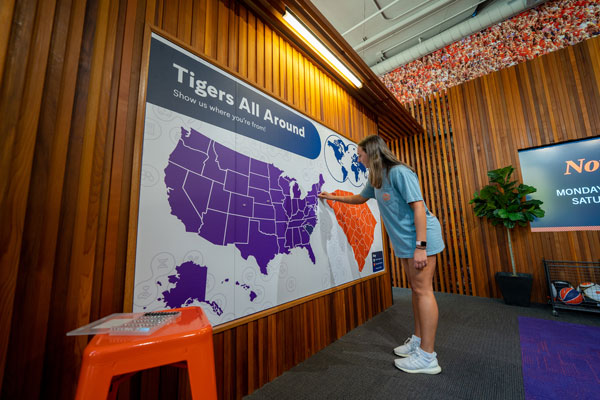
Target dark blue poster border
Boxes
[146,33,321,160]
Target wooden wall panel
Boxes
[447,36,600,303]
[390,36,600,305]
[386,93,474,297]
[0,0,391,399]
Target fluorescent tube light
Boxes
[283,8,362,88]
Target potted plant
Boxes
[469,165,545,306]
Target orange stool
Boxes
[75,307,217,400]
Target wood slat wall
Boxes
[0,0,392,399]
[386,93,474,296]
[449,35,600,302]
[391,35,600,303]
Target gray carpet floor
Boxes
[245,287,600,400]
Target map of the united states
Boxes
[164,127,324,277]
[326,190,376,271]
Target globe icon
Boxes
[323,134,368,187]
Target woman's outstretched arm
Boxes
[318,191,368,205]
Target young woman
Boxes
[318,135,444,375]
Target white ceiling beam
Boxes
[342,0,427,36]
[380,2,482,56]
[353,0,458,52]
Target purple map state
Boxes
[160,261,223,315]
[165,127,325,275]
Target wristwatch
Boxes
[416,241,427,247]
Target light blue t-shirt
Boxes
[360,165,444,258]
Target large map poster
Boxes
[133,33,383,326]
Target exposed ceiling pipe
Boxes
[381,2,484,56]
[353,0,457,53]
[373,0,408,21]
[342,0,406,36]
[371,0,547,75]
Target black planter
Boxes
[495,272,533,306]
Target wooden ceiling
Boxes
[239,0,424,140]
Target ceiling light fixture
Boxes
[282,7,362,88]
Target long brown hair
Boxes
[358,135,414,188]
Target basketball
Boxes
[558,287,584,305]
[578,282,595,289]
[551,280,573,299]
[580,283,600,303]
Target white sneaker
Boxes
[393,336,419,357]
[394,348,442,374]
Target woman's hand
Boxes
[318,191,334,200]
[413,248,428,269]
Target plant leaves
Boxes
[469,165,545,230]
[503,220,516,228]
[508,212,525,221]
[496,209,509,219]
[518,184,537,196]
[531,209,545,217]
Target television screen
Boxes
[517,136,600,232]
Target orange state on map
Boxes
[326,190,377,272]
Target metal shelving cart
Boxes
[543,259,600,316]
